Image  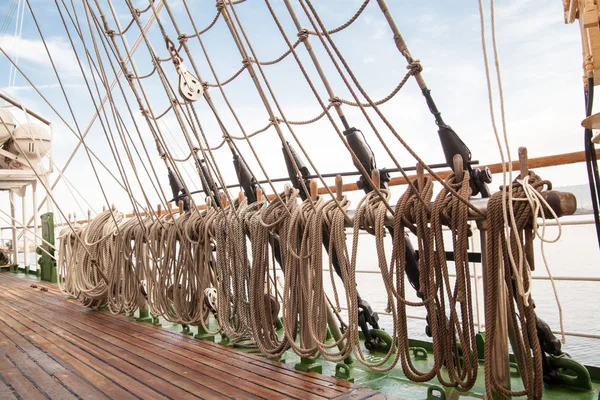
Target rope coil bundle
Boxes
[484,172,550,400]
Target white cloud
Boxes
[1,34,81,77]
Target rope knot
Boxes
[297,29,309,41]
[201,81,209,91]
[178,33,188,43]
[216,0,225,11]
[329,96,342,107]
[242,57,254,67]
[125,72,134,81]
[270,117,281,125]
[407,60,423,74]
[106,29,116,37]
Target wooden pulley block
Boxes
[177,63,203,102]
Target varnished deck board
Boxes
[0,273,393,399]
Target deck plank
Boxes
[14,282,350,391]
[0,330,77,399]
[2,288,293,400]
[0,273,380,400]
[9,283,351,393]
[0,353,45,400]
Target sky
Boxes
[0,0,591,234]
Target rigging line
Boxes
[65,0,175,225]
[235,0,403,222]
[0,214,57,262]
[158,0,275,215]
[8,0,25,87]
[0,53,144,235]
[175,0,289,210]
[475,0,529,304]
[0,50,134,205]
[204,63,247,87]
[0,1,19,46]
[239,0,387,218]
[17,0,165,231]
[193,0,316,216]
[120,0,229,213]
[1,107,99,263]
[297,0,433,210]
[180,8,221,39]
[291,0,421,213]
[0,209,57,252]
[254,36,303,66]
[207,121,274,151]
[147,5,253,220]
[71,3,157,222]
[488,0,529,304]
[45,0,151,232]
[300,0,482,216]
[333,71,416,108]
[0,98,97,215]
[304,0,371,36]
[129,64,157,80]
[174,1,296,210]
[92,0,206,223]
[219,1,339,217]
[99,1,228,252]
[23,0,135,234]
[158,119,202,185]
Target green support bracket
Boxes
[295,357,322,374]
[411,347,428,360]
[549,356,593,391]
[135,306,154,324]
[38,212,56,283]
[181,324,193,336]
[427,385,447,400]
[219,333,230,346]
[194,324,215,342]
[334,363,354,382]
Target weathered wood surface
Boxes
[0,273,399,399]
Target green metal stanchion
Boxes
[135,305,154,324]
[38,212,56,283]
[195,324,215,342]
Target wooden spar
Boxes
[335,175,344,201]
[519,147,535,272]
[310,180,318,202]
[42,148,596,228]
[371,169,380,189]
[416,163,424,191]
[453,154,464,182]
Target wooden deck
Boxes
[0,272,394,399]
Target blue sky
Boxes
[0,0,590,228]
